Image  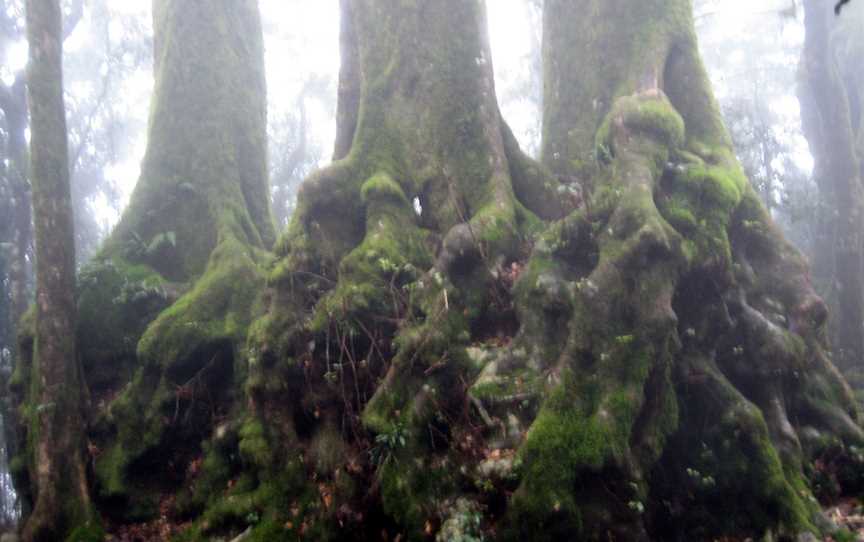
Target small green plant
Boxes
[595,142,612,165]
[615,334,634,345]
[147,230,177,256]
[474,478,495,493]
[369,422,409,468]
[831,528,857,542]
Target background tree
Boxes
[269,73,334,228]
[63,0,152,264]
[0,0,33,346]
[799,0,864,377]
[0,0,83,329]
[20,0,95,539]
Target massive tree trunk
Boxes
[12,0,275,526]
[104,0,275,281]
[85,0,274,519]
[798,0,864,377]
[20,0,96,539]
[218,0,861,541]
[523,0,862,539]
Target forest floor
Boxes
[824,497,864,541]
[93,501,864,542]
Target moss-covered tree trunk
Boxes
[798,0,864,376]
[12,0,275,527]
[234,0,569,538]
[221,0,862,540]
[20,0,96,539]
[85,0,274,516]
[105,0,274,280]
[517,0,863,539]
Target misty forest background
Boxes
[1,0,864,540]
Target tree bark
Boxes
[73,0,275,521]
[233,1,852,540]
[520,0,862,539]
[799,0,864,374]
[103,0,275,281]
[332,0,359,162]
[21,0,94,539]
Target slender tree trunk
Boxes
[799,0,864,374]
[1,76,33,335]
[21,0,94,539]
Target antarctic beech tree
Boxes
[19,0,96,539]
[509,1,862,539]
[798,0,864,376]
[105,0,275,280]
[231,0,862,540]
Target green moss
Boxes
[175,434,240,518]
[599,94,686,153]
[471,375,525,402]
[362,380,411,436]
[653,148,751,273]
[361,172,408,204]
[176,457,327,542]
[659,195,698,232]
[510,369,633,534]
[654,356,819,539]
[65,523,106,542]
[832,528,859,542]
[77,258,169,394]
[239,417,273,469]
[308,170,432,334]
[377,454,455,537]
[676,162,745,212]
[137,237,265,366]
[94,444,129,498]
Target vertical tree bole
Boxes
[21,0,94,539]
